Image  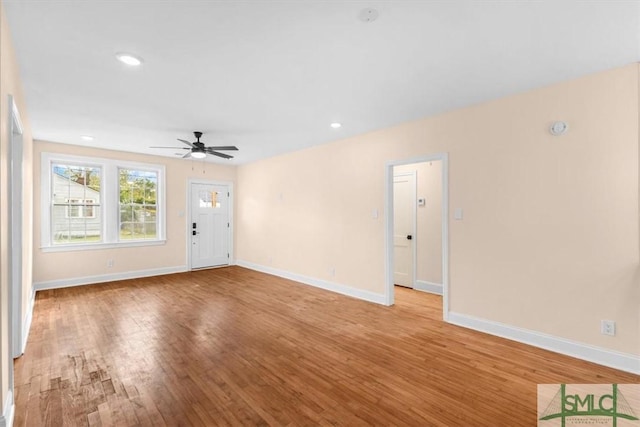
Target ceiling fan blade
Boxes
[207,150,233,159]
[150,146,186,149]
[182,152,192,158]
[178,138,196,148]
[206,146,239,151]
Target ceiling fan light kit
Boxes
[150,131,239,159]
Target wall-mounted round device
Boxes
[550,121,568,136]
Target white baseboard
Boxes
[0,390,14,427]
[415,280,443,295]
[448,312,640,375]
[236,260,386,305]
[21,288,36,354]
[33,266,188,292]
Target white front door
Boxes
[190,183,230,269]
[393,172,416,287]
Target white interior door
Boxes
[393,172,416,287]
[190,183,230,269]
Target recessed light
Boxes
[330,122,342,129]
[116,52,143,66]
[80,135,94,141]
[191,151,206,159]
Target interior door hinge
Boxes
[227,253,229,258]
[227,192,230,197]
[227,222,229,228]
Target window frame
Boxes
[41,152,166,252]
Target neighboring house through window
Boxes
[52,164,102,243]
[65,199,97,219]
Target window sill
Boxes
[40,239,167,253]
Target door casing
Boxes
[8,95,24,361]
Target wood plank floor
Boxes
[14,267,639,426]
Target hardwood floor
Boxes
[14,267,639,426]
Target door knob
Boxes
[406,235,412,240]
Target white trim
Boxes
[10,97,23,134]
[384,161,392,305]
[236,260,386,305]
[0,390,14,427]
[414,280,443,295]
[41,239,166,253]
[385,153,449,319]
[441,155,449,320]
[187,179,234,270]
[21,288,36,354]
[448,312,640,375]
[8,94,24,362]
[33,266,187,292]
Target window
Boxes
[198,189,221,208]
[119,169,158,240]
[41,153,165,251]
[52,164,102,244]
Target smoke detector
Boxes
[550,121,568,136]
[359,8,379,23]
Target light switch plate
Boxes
[454,208,463,220]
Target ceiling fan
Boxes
[151,131,238,159]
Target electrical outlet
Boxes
[329,267,335,277]
[107,259,114,268]
[601,320,615,336]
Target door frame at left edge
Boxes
[186,178,235,271]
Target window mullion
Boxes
[104,163,118,244]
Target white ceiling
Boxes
[4,1,640,164]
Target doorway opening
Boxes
[385,154,449,320]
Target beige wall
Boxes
[238,64,640,356]
[395,161,443,285]
[33,141,236,284]
[0,1,34,415]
